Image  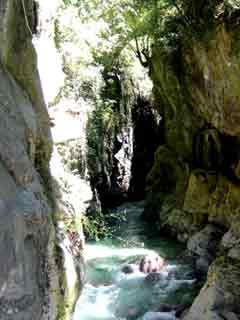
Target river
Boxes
[73,202,198,320]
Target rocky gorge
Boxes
[1,0,240,320]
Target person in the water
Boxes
[139,254,165,273]
[121,254,166,275]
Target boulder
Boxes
[158,304,188,317]
[221,230,240,262]
[142,311,176,320]
[183,257,240,320]
[121,265,136,274]
[187,225,223,273]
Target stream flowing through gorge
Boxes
[73,202,198,320]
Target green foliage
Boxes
[81,210,109,240]
[62,0,79,6]
[58,0,224,83]
[81,208,127,240]
[87,97,117,173]
[82,0,213,64]
[69,0,179,64]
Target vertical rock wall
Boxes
[145,2,240,319]
[0,0,53,319]
[35,1,90,319]
[87,62,157,209]
[0,1,84,319]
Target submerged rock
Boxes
[142,311,176,320]
[122,264,136,274]
[157,303,189,317]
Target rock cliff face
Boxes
[87,62,157,209]
[144,1,240,319]
[0,1,84,319]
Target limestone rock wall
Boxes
[146,1,240,241]
[0,1,52,319]
[0,1,83,319]
[35,1,91,319]
[145,1,240,319]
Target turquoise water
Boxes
[73,202,197,320]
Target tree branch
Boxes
[135,38,149,68]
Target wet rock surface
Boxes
[183,257,240,320]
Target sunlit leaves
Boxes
[62,0,184,68]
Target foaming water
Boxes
[84,244,156,261]
[74,203,197,320]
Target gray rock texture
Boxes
[182,257,240,320]
[0,58,52,320]
[0,1,84,319]
[187,225,223,273]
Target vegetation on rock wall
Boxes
[56,0,240,234]
[19,0,240,318]
[44,1,240,319]
[1,0,52,177]
[0,1,60,320]
[144,1,240,237]
[139,2,240,318]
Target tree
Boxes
[64,0,177,68]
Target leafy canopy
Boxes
[61,0,182,66]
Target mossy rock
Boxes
[151,45,201,160]
[184,255,240,320]
[144,145,189,225]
